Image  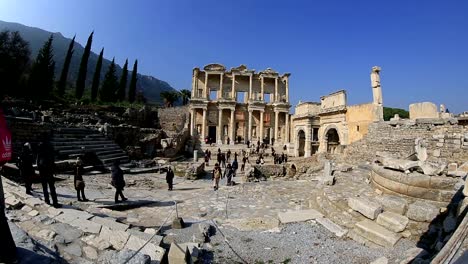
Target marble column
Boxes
[218,109,223,144]
[285,112,289,143]
[202,108,207,141]
[231,74,236,100]
[190,109,195,136]
[285,76,289,102]
[219,73,223,99]
[259,111,264,143]
[248,110,253,142]
[249,74,253,100]
[305,125,312,157]
[274,111,279,146]
[204,73,209,98]
[260,76,264,100]
[230,109,235,145]
[275,77,278,102]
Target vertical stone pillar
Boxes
[249,74,253,100]
[305,125,312,157]
[275,77,278,102]
[190,109,195,136]
[218,109,223,144]
[274,110,279,145]
[231,74,236,100]
[205,72,209,99]
[219,73,223,99]
[260,76,264,100]
[191,73,195,98]
[202,108,207,141]
[248,110,253,142]
[285,112,289,143]
[285,76,289,102]
[230,109,235,145]
[259,111,264,143]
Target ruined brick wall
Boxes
[157,106,189,136]
[344,120,468,164]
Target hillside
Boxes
[0,20,176,103]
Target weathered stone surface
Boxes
[370,256,388,264]
[50,223,83,243]
[168,242,191,264]
[98,249,151,264]
[409,102,438,120]
[47,207,63,218]
[354,219,401,247]
[459,162,468,173]
[322,175,335,185]
[377,157,419,172]
[69,219,102,234]
[464,178,468,197]
[24,197,42,207]
[55,208,93,223]
[125,229,163,246]
[278,209,323,224]
[83,246,98,260]
[91,216,129,231]
[376,195,408,215]
[28,210,39,217]
[376,212,409,233]
[399,247,428,264]
[63,242,82,257]
[448,163,458,172]
[348,197,382,220]
[99,226,130,250]
[172,217,185,229]
[179,243,200,263]
[35,229,57,240]
[406,201,439,222]
[5,197,23,209]
[81,235,112,251]
[316,217,348,237]
[124,235,165,263]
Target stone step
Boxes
[53,140,114,146]
[59,146,121,155]
[98,152,129,159]
[96,149,127,156]
[55,143,119,151]
[101,156,129,165]
[56,128,96,134]
[316,217,348,237]
[278,209,323,224]
[354,219,401,247]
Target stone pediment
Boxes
[259,68,279,77]
[204,63,226,72]
[230,64,255,75]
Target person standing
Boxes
[212,163,222,191]
[224,164,234,186]
[74,158,88,201]
[232,158,238,177]
[111,161,127,203]
[18,143,34,195]
[37,135,60,208]
[226,149,231,163]
[166,166,174,191]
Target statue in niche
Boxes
[370,66,383,105]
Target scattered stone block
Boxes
[376,212,409,232]
[179,242,200,263]
[50,223,83,244]
[99,226,129,250]
[5,197,23,209]
[27,210,39,217]
[354,219,401,247]
[409,102,438,120]
[322,175,335,185]
[370,256,388,264]
[36,229,57,240]
[91,216,129,231]
[198,222,213,238]
[433,149,441,157]
[448,163,458,172]
[55,208,93,223]
[63,242,82,257]
[406,201,439,222]
[69,219,102,234]
[316,217,348,237]
[126,228,163,246]
[459,162,468,173]
[97,249,150,264]
[348,197,382,220]
[144,228,157,235]
[168,242,191,264]
[377,195,408,215]
[81,235,112,251]
[172,217,185,229]
[124,235,165,263]
[447,170,467,177]
[83,246,98,260]
[21,205,32,213]
[24,197,42,207]
[47,207,63,218]
[277,209,323,224]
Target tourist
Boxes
[166,166,175,191]
[227,149,231,163]
[241,156,247,172]
[74,157,88,202]
[260,155,265,165]
[204,153,209,166]
[232,157,238,177]
[224,164,234,186]
[227,137,230,145]
[111,161,127,203]
[234,151,238,160]
[212,163,222,191]
[18,142,34,195]
[208,150,212,161]
[221,153,226,168]
[37,135,61,208]
[246,140,250,148]
[283,145,287,151]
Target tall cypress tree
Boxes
[128,60,138,103]
[90,48,104,101]
[57,35,75,97]
[99,58,118,102]
[75,31,93,99]
[28,35,55,99]
[116,59,128,101]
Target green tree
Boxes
[128,60,138,103]
[28,35,55,99]
[383,107,409,121]
[99,58,118,102]
[75,31,93,99]
[57,35,75,97]
[0,30,31,97]
[179,89,191,105]
[90,48,104,101]
[116,59,128,101]
[160,91,180,107]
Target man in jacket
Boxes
[111,161,127,203]
[166,166,174,191]
[37,135,60,208]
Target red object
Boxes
[0,108,12,165]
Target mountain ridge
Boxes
[0,20,176,103]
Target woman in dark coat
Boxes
[74,158,88,201]
[166,166,174,191]
[18,143,34,195]
[111,161,127,203]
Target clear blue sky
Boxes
[1,0,467,113]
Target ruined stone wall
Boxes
[346,103,382,144]
[5,117,53,158]
[158,106,189,136]
[344,120,468,164]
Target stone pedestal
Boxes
[193,150,198,162]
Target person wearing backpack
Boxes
[212,163,222,191]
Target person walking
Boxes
[226,149,231,163]
[37,135,61,208]
[231,158,238,177]
[224,164,234,186]
[74,158,88,201]
[18,142,34,195]
[166,166,175,191]
[212,163,222,191]
[111,161,127,203]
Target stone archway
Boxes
[325,128,340,154]
[297,130,306,156]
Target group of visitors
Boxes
[208,148,239,190]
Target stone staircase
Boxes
[52,128,129,166]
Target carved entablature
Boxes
[203,63,226,72]
[259,68,279,78]
[230,64,255,75]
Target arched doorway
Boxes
[298,130,305,156]
[326,128,340,153]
